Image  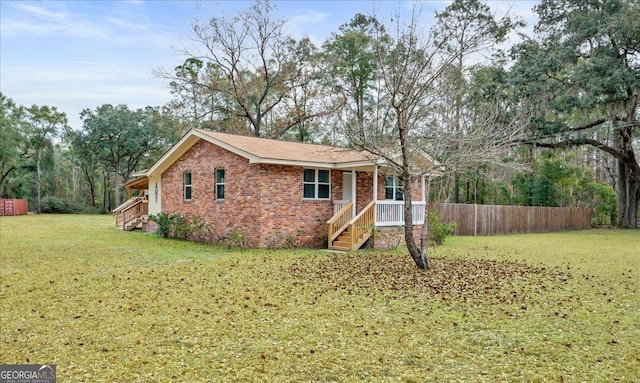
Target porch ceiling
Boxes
[124,176,149,190]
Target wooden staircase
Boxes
[113,197,148,231]
[331,226,354,251]
[327,200,376,251]
[124,216,146,231]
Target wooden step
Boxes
[332,239,351,249]
[124,217,143,231]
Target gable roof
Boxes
[144,129,380,176]
[142,128,441,178]
[194,129,375,166]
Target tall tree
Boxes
[511,0,640,227]
[434,0,523,203]
[79,104,175,207]
[272,37,330,141]
[23,105,67,213]
[165,58,214,132]
[322,14,386,141]
[66,128,103,209]
[0,93,25,197]
[342,6,494,269]
[162,0,320,138]
[337,3,525,269]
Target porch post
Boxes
[352,169,357,217]
[373,166,378,201]
[421,175,426,202]
[373,166,378,223]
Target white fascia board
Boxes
[387,151,441,167]
[249,158,377,170]
[332,160,379,170]
[145,129,261,178]
[131,169,148,177]
[146,130,201,176]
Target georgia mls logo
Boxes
[0,364,56,383]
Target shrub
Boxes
[226,229,246,250]
[40,197,100,214]
[427,211,456,245]
[149,212,204,240]
[150,212,172,238]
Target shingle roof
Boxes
[194,129,376,166]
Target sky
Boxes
[0,0,538,131]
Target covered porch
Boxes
[113,176,149,230]
[327,164,433,251]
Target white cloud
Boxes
[2,3,107,39]
[0,0,542,133]
[12,3,66,19]
[106,17,147,31]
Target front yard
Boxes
[1,214,638,381]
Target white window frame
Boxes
[184,172,192,201]
[385,175,403,201]
[303,168,331,200]
[215,168,225,200]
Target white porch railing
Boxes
[334,200,426,226]
[375,201,426,226]
[333,200,350,215]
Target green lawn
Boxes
[1,214,638,382]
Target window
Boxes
[303,169,330,199]
[385,175,403,201]
[216,168,225,200]
[184,172,192,201]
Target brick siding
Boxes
[158,138,424,249]
[161,139,335,248]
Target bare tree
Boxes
[341,4,527,270]
[158,0,326,138]
[434,0,523,203]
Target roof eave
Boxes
[249,158,378,170]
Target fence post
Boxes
[474,204,478,237]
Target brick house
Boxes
[115,128,440,250]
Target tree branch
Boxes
[526,138,625,160]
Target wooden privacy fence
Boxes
[434,203,591,236]
[0,199,29,216]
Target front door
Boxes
[343,172,353,201]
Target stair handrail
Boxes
[327,200,354,243]
[114,197,145,229]
[113,196,144,213]
[348,200,376,250]
[123,199,147,229]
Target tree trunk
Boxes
[402,172,429,270]
[83,168,96,207]
[404,193,429,270]
[397,113,429,270]
[454,172,460,203]
[102,171,109,213]
[0,165,16,197]
[36,148,42,214]
[616,123,639,228]
[618,159,640,228]
[114,160,121,208]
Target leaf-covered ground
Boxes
[291,253,571,306]
[1,215,638,382]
